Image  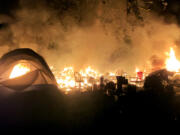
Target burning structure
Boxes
[144,47,180,95]
[0,48,57,95]
[1,0,180,126]
[53,66,102,92]
[0,46,180,95]
[0,48,68,127]
[0,48,129,95]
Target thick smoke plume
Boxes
[0,0,180,75]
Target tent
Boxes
[0,48,57,93]
[0,48,67,127]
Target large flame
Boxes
[166,48,180,72]
[9,63,31,79]
[53,66,104,91]
[56,67,76,89]
[80,66,101,79]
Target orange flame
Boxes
[54,66,102,91]
[55,67,76,90]
[9,63,30,79]
[166,48,180,72]
[135,68,140,73]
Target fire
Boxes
[55,67,76,89]
[53,66,102,91]
[80,66,100,79]
[9,63,30,79]
[109,72,115,76]
[166,48,180,72]
[135,68,139,73]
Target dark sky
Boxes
[0,0,19,15]
[1,0,180,24]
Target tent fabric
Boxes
[0,48,66,128]
[0,48,57,91]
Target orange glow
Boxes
[56,67,76,90]
[135,68,139,73]
[109,72,115,76]
[166,48,180,72]
[9,63,30,79]
[80,66,100,79]
[54,66,102,91]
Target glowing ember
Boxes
[55,67,76,89]
[80,66,100,79]
[9,63,30,79]
[135,68,140,73]
[166,48,180,72]
[109,72,115,76]
[54,66,102,91]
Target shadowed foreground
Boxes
[0,84,179,132]
[0,49,178,132]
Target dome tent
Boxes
[0,48,57,93]
[0,48,66,128]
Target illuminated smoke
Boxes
[0,0,180,74]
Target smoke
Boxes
[150,55,165,72]
[0,0,180,75]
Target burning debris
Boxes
[52,65,141,94]
[143,47,180,95]
[52,66,103,92]
[1,47,180,95]
[47,47,180,94]
[165,48,180,72]
[1,0,180,126]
